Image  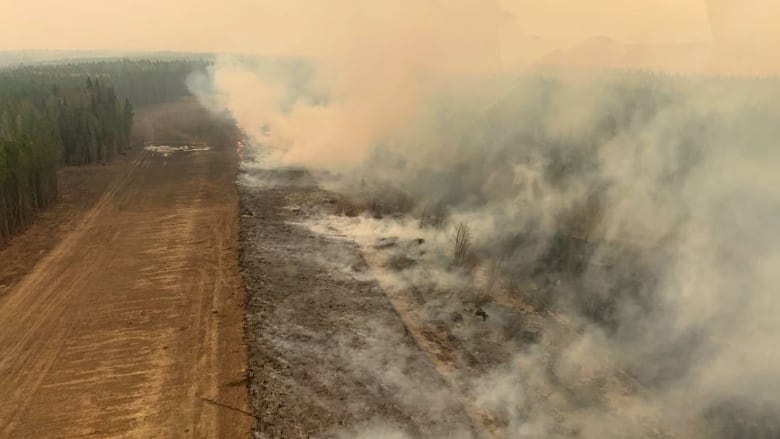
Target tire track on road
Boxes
[0,146,251,438]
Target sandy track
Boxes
[0,147,251,438]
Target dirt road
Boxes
[0,146,251,437]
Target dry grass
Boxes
[363,186,415,219]
[418,202,448,229]
[453,222,474,268]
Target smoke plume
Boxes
[190,1,780,437]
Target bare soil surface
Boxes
[0,102,251,438]
[0,158,132,295]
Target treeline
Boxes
[0,73,133,242]
[0,58,207,243]
[7,58,210,107]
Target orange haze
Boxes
[2,0,779,75]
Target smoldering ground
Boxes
[189,2,780,437]
[356,74,780,438]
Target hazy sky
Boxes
[503,0,711,44]
[1,0,711,51]
[1,0,778,73]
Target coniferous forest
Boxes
[0,59,205,242]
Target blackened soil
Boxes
[239,171,477,438]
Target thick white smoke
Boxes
[188,2,780,437]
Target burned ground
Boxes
[239,169,478,438]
